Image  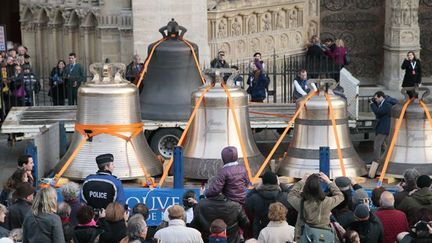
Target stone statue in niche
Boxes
[248,15,257,34]
[309,0,317,16]
[280,34,289,49]
[220,42,230,56]
[265,37,274,52]
[261,13,271,31]
[237,40,246,55]
[276,11,285,29]
[251,38,260,52]
[392,7,402,25]
[308,21,317,39]
[295,31,302,47]
[218,19,228,38]
[289,9,298,28]
[232,17,242,36]
[402,1,411,25]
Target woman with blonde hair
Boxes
[0,203,9,238]
[98,202,128,243]
[258,202,295,243]
[22,186,65,242]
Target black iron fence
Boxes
[1,53,343,120]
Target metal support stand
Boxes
[319,146,330,176]
[173,146,184,189]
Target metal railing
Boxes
[1,53,342,120]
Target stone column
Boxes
[383,0,420,90]
[131,0,210,64]
[34,22,44,76]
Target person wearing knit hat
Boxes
[394,168,420,208]
[354,204,370,221]
[206,146,249,205]
[347,204,384,242]
[351,189,370,209]
[6,182,35,229]
[397,175,432,226]
[81,153,125,209]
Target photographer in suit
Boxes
[370,91,397,168]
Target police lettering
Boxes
[89,191,108,199]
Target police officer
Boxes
[81,153,125,209]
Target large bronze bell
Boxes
[56,63,162,180]
[278,79,367,178]
[182,69,265,179]
[384,87,432,177]
[139,19,202,121]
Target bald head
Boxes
[379,191,394,208]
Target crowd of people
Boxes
[0,146,431,243]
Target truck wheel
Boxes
[150,129,183,159]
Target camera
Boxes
[369,97,376,103]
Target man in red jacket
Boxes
[375,191,409,243]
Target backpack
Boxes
[300,199,335,243]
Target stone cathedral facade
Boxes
[19,0,432,87]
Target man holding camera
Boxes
[370,91,396,167]
[81,153,125,209]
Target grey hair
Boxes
[61,182,80,202]
[127,214,147,240]
[9,228,23,242]
[0,203,8,214]
[57,202,71,218]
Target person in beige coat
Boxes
[288,172,344,241]
[258,202,295,243]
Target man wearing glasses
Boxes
[211,51,230,69]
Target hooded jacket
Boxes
[397,187,432,225]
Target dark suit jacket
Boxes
[64,63,85,85]
[370,99,393,135]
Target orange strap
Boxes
[221,83,253,182]
[325,93,346,176]
[53,122,154,187]
[158,85,213,187]
[419,100,432,129]
[378,98,413,186]
[135,38,167,88]
[250,91,318,184]
[181,38,206,84]
[249,111,291,119]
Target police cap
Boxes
[96,153,114,165]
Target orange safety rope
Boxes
[419,100,432,129]
[325,93,346,176]
[135,38,167,88]
[250,91,318,184]
[181,38,206,84]
[52,122,154,187]
[221,83,253,182]
[377,98,414,187]
[158,85,213,187]
[249,111,291,119]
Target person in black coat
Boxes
[49,60,67,106]
[98,202,128,243]
[245,171,296,239]
[347,204,384,243]
[190,194,249,243]
[370,91,394,163]
[401,51,421,94]
[73,205,103,243]
[5,182,35,230]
